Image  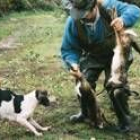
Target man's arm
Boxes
[61,16,82,69]
[99,0,140,27]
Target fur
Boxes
[108,29,137,87]
[107,9,138,88]
[0,88,52,136]
[75,76,105,128]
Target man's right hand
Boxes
[70,63,82,78]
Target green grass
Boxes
[0,10,140,140]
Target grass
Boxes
[0,10,140,140]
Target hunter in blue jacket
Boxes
[61,0,140,132]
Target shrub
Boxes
[0,0,62,16]
[0,0,140,17]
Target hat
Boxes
[62,0,97,19]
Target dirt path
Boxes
[0,32,22,50]
[0,35,17,49]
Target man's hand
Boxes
[97,0,104,5]
[70,63,82,78]
[111,17,124,31]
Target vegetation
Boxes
[0,0,140,17]
[0,0,62,16]
[0,8,140,140]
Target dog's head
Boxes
[35,89,50,107]
[120,29,137,47]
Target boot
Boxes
[70,112,86,123]
[109,88,131,132]
[117,115,131,133]
[70,95,88,123]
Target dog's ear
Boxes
[35,89,39,99]
[35,89,48,97]
[41,90,48,96]
[35,89,50,106]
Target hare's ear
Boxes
[124,29,138,37]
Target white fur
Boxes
[109,29,137,85]
[0,96,16,120]
[75,81,82,97]
[109,45,124,84]
[0,90,50,136]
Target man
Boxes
[61,0,140,132]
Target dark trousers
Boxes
[78,52,133,125]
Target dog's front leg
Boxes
[16,117,42,136]
[29,117,51,131]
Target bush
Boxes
[0,0,62,16]
[0,0,140,17]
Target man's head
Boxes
[62,0,97,20]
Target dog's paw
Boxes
[41,126,51,131]
[35,132,43,137]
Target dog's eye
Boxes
[42,91,48,96]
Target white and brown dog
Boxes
[0,88,54,136]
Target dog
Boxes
[75,75,105,128]
[0,88,54,136]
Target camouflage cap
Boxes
[62,0,97,19]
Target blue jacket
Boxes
[61,0,140,68]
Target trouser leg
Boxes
[70,94,88,122]
[104,58,132,132]
[108,88,130,121]
[108,87,131,132]
[118,87,130,115]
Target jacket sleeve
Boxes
[61,17,82,69]
[103,0,140,27]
